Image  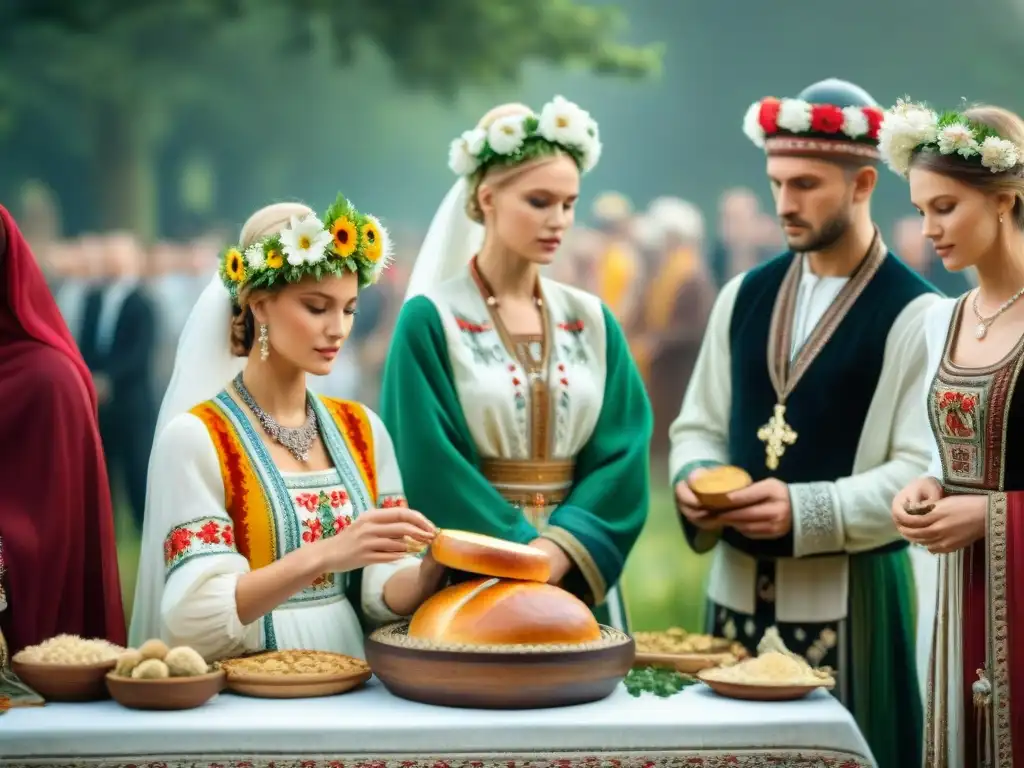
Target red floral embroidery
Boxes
[558,319,585,333]
[936,389,978,439]
[330,489,349,508]
[456,316,491,333]
[163,518,235,570]
[197,521,222,544]
[302,518,324,543]
[295,492,319,512]
[380,494,408,508]
[67,753,873,767]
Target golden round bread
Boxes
[408,577,601,646]
[690,465,752,510]
[430,529,551,582]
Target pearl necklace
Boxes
[971,286,1024,340]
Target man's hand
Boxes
[674,467,724,531]
[714,478,792,539]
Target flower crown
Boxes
[218,194,392,301]
[878,100,1023,177]
[448,96,602,178]
[743,97,884,157]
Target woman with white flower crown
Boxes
[885,101,1024,766]
[379,97,652,631]
[129,195,447,661]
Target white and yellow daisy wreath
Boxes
[448,95,603,177]
[219,193,393,300]
[879,99,1023,177]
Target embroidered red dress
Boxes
[923,295,1024,766]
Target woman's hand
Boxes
[314,507,436,573]
[892,493,987,554]
[892,476,944,523]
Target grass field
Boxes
[113,469,712,632]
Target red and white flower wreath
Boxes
[743,97,884,148]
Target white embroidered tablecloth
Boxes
[0,680,875,768]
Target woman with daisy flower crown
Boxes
[380,97,652,631]
[129,195,447,661]
[885,101,1024,765]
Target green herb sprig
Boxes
[624,666,696,698]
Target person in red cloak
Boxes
[0,204,126,657]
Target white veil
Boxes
[404,178,485,300]
[129,275,245,646]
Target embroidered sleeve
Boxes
[164,515,238,578]
[829,294,939,553]
[790,481,844,558]
[361,406,420,624]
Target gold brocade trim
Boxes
[481,458,575,508]
[481,458,575,485]
[543,525,607,605]
[988,492,1012,766]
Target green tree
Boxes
[0,0,660,237]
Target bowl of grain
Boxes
[689,465,752,510]
[12,634,124,701]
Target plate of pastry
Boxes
[218,649,371,699]
[633,627,747,674]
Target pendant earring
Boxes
[1000,214,1005,224]
[258,324,269,361]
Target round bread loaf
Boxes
[430,529,551,583]
[408,577,601,646]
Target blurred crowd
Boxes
[16,184,976,536]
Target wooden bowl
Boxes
[365,621,634,709]
[690,465,752,510]
[11,659,116,702]
[106,670,226,710]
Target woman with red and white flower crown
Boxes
[379,97,652,630]
[887,100,1024,766]
[130,195,447,661]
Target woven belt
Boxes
[480,458,575,508]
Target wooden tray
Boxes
[634,651,736,674]
[697,669,834,701]
[224,668,371,699]
[366,621,634,709]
